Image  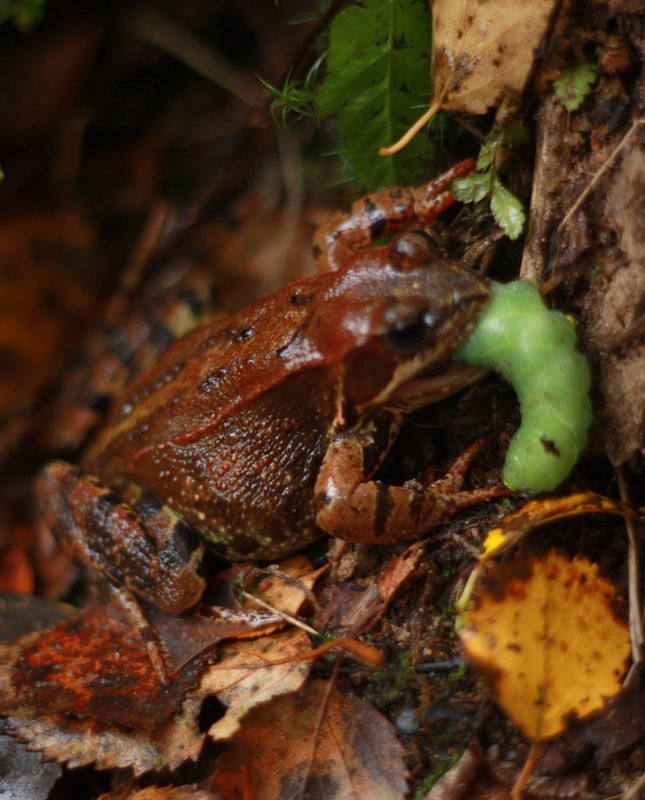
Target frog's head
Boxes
[313,232,491,415]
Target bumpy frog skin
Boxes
[38,161,511,619]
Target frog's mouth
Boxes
[386,361,486,411]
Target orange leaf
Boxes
[0,603,205,774]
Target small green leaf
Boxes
[450,172,491,204]
[490,176,525,240]
[502,121,530,147]
[554,62,597,112]
[475,131,500,172]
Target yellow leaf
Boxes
[460,550,631,740]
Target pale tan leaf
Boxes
[431,0,557,115]
[203,628,312,741]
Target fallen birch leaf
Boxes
[431,0,557,114]
[460,550,631,739]
[212,680,408,800]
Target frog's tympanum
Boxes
[38,161,502,618]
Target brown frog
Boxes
[37,160,501,620]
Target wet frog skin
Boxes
[38,162,501,617]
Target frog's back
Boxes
[84,275,341,558]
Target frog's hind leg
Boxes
[37,461,206,611]
[37,461,208,680]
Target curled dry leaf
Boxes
[203,628,312,742]
[212,680,408,800]
[457,492,642,611]
[460,550,631,740]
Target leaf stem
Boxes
[378,101,441,156]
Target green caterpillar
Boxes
[456,281,592,493]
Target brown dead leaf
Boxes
[318,578,382,636]
[424,743,493,800]
[321,543,425,637]
[212,680,408,800]
[377,542,426,607]
[460,550,631,740]
[202,628,312,741]
[431,0,557,114]
[0,594,319,775]
[98,787,222,800]
[241,555,325,617]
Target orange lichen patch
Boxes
[0,602,205,774]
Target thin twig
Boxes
[558,118,644,231]
[616,469,643,686]
[240,590,319,637]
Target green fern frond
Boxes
[317,0,434,190]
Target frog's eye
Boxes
[383,314,435,355]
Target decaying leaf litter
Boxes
[0,1,643,799]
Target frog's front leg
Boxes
[313,158,475,272]
[36,461,206,615]
[315,435,505,545]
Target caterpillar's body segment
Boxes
[456,281,592,493]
